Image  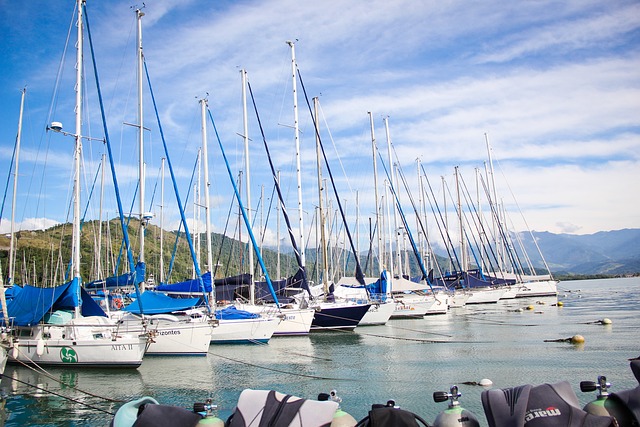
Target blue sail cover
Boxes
[3,278,107,326]
[123,291,201,314]
[156,271,212,294]
[214,305,259,320]
[85,261,146,290]
[365,270,389,302]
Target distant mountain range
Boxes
[515,228,640,276]
[2,221,638,287]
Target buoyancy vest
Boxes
[226,389,339,427]
[482,381,615,427]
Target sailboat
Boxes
[5,0,147,367]
[231,69,314,336]
[283,43,370,331]
[199,101,281,343]
[0,88,25,374]
[81,7,214,356]
[481,135,557,298]
[329,111,395,325]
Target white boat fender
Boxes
[36,339,45,356]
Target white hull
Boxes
[464,288,507,304]
[516,280,558,298]
[233,303,314,336]
[0,345,7,375]
[449,291,470,308]
[425,292,449,315]
[114,313,214,356]
[210,317,280,344]
[359,301,395,325]
[499,286,519,299]
[9,318,147,368]
[391,294,435,318]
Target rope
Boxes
[207,349,353,381]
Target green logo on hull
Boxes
[60,347,78,363]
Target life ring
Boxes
[114,298,123,309]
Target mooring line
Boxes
[207,349,357,381]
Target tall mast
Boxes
[384,182,395,280]
[287,40,305,269]
[384,117,402,278]
[314,97,329,292]
[97,153,105,281]
[455,166,466,270]
[485,133,501,270]
[200,100,213,274]
[136,7,146,269]
[8,88,26,286]
[160,157,165,282]
[276,170,281,279]
[241,70,255,303]
[72,0,84,318]
[368,112,383,274]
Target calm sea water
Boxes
[1,277,639,426]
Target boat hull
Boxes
[515,280,558,298]
[10,325,146,368]
[113,313,213,356]
[210,317,280,344]
[310,302,371,331]
[358,301,395,326]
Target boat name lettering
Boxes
[284,315,295,321]
[524,407,561,422]
[157,330,181,336]
[111,344,134,351]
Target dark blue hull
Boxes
[310,303,371,331]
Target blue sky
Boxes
[1,0,639,252]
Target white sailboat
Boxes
[231,69,314,337]
[8,1,147,367]
[99,8,215,356]
[196,97,281,344]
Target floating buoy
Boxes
[571,334,585,344]
[600,318,612,325]
[526,305,535,311]
[478,378,493,387]
[544,334,585,344]
[556,301,564,307]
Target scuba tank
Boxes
[193,399,224,426]
[317,390,357,427]
[432,385,480,427]
[581,374,638,427]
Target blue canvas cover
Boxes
[156,271,212,293]
[123,291,201,314]
[3,277,107,326]
[3,285,23,301]
[365,270,389,302]
[214,305,259,320]
[85,261,146,290]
